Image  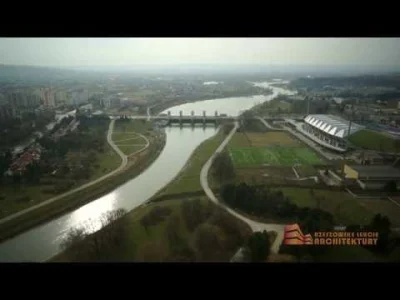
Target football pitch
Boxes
[229,146,324,167]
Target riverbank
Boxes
[150,89,274,116]
[0,84,285,262]
[0,128,166,244]
[50,196,252,262]
[149,128,225,199]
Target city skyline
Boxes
[0,38,400,69]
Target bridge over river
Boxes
[108,110,238,126]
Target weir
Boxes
[157,111,228,127]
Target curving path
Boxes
[0,119,128,226]
[199,121,285,254]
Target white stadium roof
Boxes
[304,114,364,138]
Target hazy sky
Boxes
[0,38,399,68]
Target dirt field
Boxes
[236,166,295,183]
[229,145,323,167]
[229,132,298,148]
[234,167,316,186]
[247,132,298,147]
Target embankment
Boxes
[0,131,166,244]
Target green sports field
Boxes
[229,146,324,167]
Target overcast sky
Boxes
[0,38,399,68]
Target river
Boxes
[0,82,295,262]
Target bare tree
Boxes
[60,208,128,261]
[193,223,224,261]
[60,226,87,251]
[166,215,182,248]
[309,188,315,199]
[60,226,90,261]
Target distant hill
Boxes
[0,64,101,87]
[0,64,75,85]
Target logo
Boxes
[283,224,313,245]
[283,224,379,246]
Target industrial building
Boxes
[299,114,364,152]
[343,164,400,190]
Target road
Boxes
[146,105,158,121]
[0,119,128,226]
[199,121,285,254]
[109,114,237,121]
[256,116,284,131]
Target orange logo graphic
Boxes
[283,224,313,245]
[283,224,379,246]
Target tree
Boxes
[137,241,169,262]
[166,215,183,249]
[309,188,315,198]
[25,162,42,184]
[222,123,234,135]
[193,223,224,261]
[12,173,22,185]
[209,207,248,251]
[316,196,325,210]
[394,139,400,154]
[383,180,397,194]
[100,208,128,246]
[369,214,391,253]
[212,151,236,182]
[60,226,90,261]
[140,216,150,234]
[181,198,213,232]
[247,230,271,262]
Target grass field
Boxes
[114,119,152,133]
[229,146,323,167]
[90,143,122,180]
[112,131,148,156]
[279,187,375,225]
[112,120,150,156]
[233,166,314,187]
[357,198,400,227]
[348,129,399,152]
[0,142,122,220]
[0,136,165,243]
[157,131,225,196]
[294,165,319,177]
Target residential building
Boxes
[79,103,93,114]
[103,95,121,109]
[0,95,15,120]
[39,88,56,107]
[70,88,90,106]
[8,146,42,175]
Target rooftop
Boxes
[347,165,400,179]
[304,114,364,138]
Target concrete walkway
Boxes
[199,121,285,254]
[0,119,128,226]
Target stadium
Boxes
[296,114,364,152]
